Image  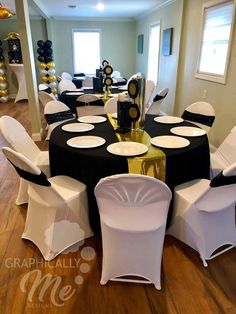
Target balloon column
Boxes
[37,40,58,96]
[0,40,9,103]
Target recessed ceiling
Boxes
[3,0,171,20]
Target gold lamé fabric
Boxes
[108,114,166,181]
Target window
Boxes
[73,30,101,75]
[147,22,161,85]
[196,0,235,84]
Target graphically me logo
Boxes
[6,220,96,308]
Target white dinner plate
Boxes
[107,142,148,156]
[61,123,94,133]
[150,135,190,149]
[118,86,127,91]
[66,89,83,92]
[111,112,118,119]
[82,87,93,90]
[170,126,206,137]
[67,136,106,148]
[78,116,107,124]
[65,92,84,96]
[154,116,184,124]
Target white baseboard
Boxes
[32,128,43,141]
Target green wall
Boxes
[175,0,236,147]
[49,20,136,80]
[136,0,184,114]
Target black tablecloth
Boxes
[59,88,123,114]
[49,115,210,232]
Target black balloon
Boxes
[45,55,53,63]
[37,40,44,48]
[0,48,3,54]
[37,48,44,55]
[46,48,53,55]
[0,40,2,46]
[0,55,4,61]
[44,40,52,48]
[38,55,45,62]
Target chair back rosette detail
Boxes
[37,40,58,97]
[0,40,9,103]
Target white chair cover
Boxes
[0,116,50,205]
[167,163,236,266]
[2,147,93,261]
[61,72,73,81]
[111,71,121,78]
[146,87,169,115]
[94,174,172,289]
[76,94,104,117]
[103,96,118,114]
[181,101,215,133]
[58,79,77,94]
[210,125,236,178]
[145,80,156,108]
[38,91,56,107]
[44,100,74,140]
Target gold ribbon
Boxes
[108,114,166,181]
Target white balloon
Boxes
[0,96,9,103]
[0,82,8,89]
[48,69,56,75]
[0,68,6,75]
[40,69,48,76]
[49,81,57,88]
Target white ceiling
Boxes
[3,0,171,20]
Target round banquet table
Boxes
[49,114,210,233]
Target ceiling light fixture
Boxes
[96,3,104,12]
[0,2,15,19]
[68,5,77,9]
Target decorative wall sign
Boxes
[137,34,143,54]
[162,28,173,56]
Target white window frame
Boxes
[147,21,161,85]
[72,28,101,76]
[195,0,235,84]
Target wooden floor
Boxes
[0,100,236,314]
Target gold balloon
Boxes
[48,75,56,83]
[51,88,57,94]
[0,62,5,68]
[0,89,8,96]
[0,75,7,82]
[47,62,55,69]
[39,62,47,70]
[41,76,49,83]
[0,5,15,19]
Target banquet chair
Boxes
[94,174,172,290]
[44,100,74,140]
[2,147,93,261]
[76,94,104,117]
[38,83,51,94]
[210,125,236,178]
[38,90,56,108]
[103,96,118,114]
[82,77,93,88]
[61,71,73,81]
[181,101,215,133]
[146,87,169,115]
[58,79,77,94]
[0,115,50,205]
[167,162,236,267]
[111,70,121,78]
[145,80,156,108]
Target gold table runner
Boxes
[108,114,166,181]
